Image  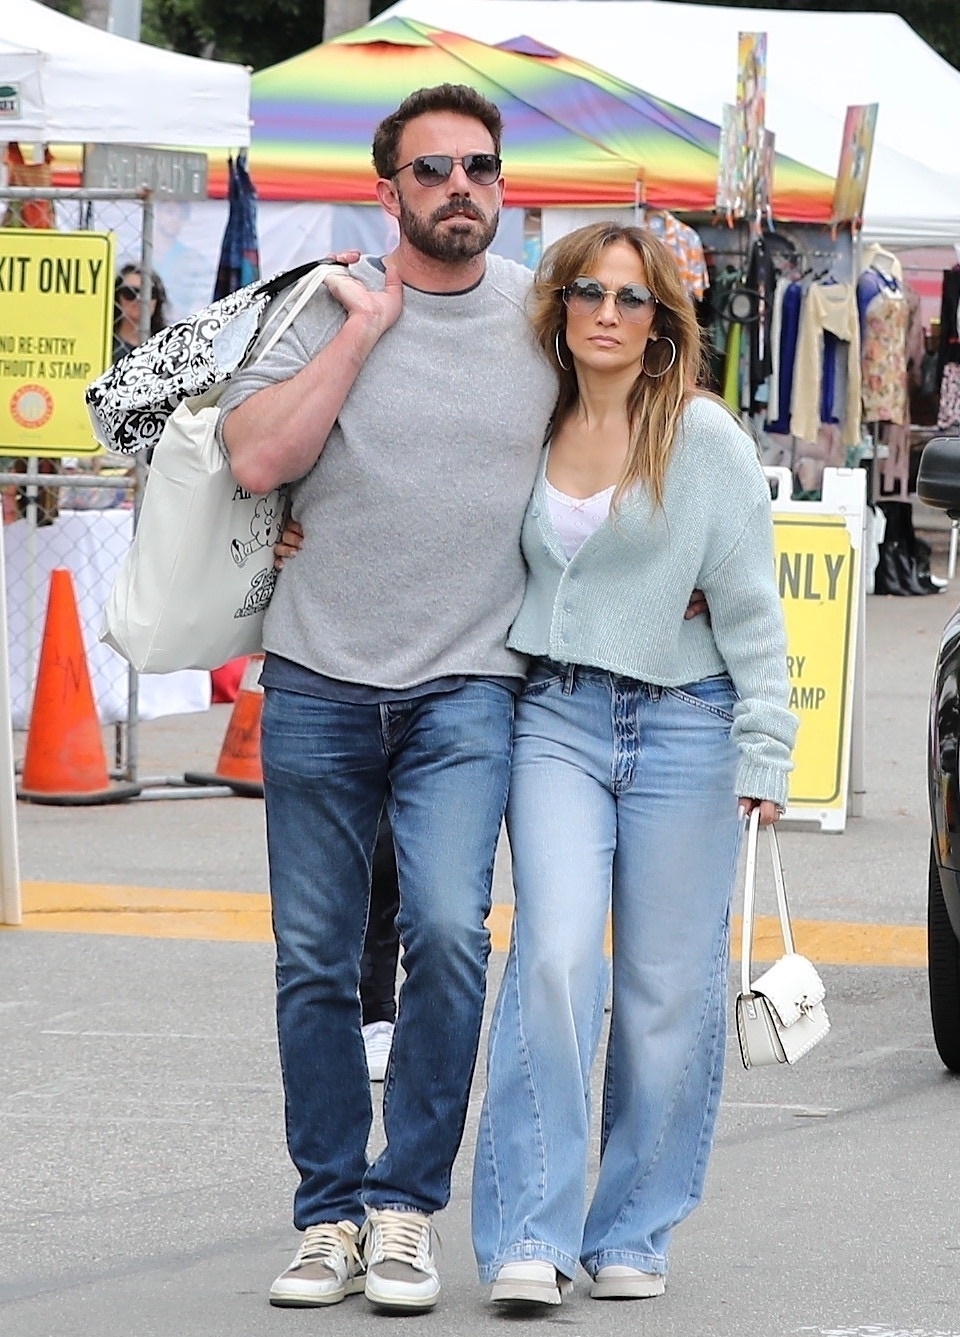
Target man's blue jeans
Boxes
[261,680,514,1229]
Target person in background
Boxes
[107,265,170,485]
[471,221,798,1308]
[360,814,400,1082]
[113,265,168,363]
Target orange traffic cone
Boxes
[184,654,264,797]
[18,569,141,805]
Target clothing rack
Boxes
[706,247,838,261]
[706,247,844,283]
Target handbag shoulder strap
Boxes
[766,822,795,952]
[739,809,796,993]
[254,261,349,364]
[255,258,327,301]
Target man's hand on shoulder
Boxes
[324,253,403,342]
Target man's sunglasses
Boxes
[393,153,502,187]
[116,284,143,301]
[562,277,656,322]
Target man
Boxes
[218,84,558,1313]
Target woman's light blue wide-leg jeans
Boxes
[472,661,741,1283]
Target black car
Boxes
[917,434,960,1071]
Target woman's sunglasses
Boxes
[562,277,656,322]
[393,153,502,188]
[116,284,143,301]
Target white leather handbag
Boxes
[735,808,830,1069]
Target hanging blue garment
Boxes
[766,280,802,434]
[213,150,261,301]
[820,330,839,425]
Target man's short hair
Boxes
[372,84,503,180]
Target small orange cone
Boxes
[18,569,141,805]
[184,654,264,797]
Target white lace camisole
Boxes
[545,477,616,560]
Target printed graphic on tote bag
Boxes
[230,486,283,620]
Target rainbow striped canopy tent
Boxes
[494,33,833,223]
[217,17,833,222]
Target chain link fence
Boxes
[1,187,218,791]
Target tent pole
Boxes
[121,190,156,783]
[109,0,143,42]
[0,517,22,925]
[634,175,645,227]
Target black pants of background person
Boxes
[361,812,401,1027]
[873,499,942,597]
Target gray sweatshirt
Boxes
[217,254,558,690]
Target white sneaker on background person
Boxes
[362,1019,394,1082]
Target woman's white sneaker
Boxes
[268,1220,366,1306]
[491,1261,567,1305]
[590,1264,665,1299]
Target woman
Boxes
[111,266,169,478]
[113,265,168,363]
[471,222,797,1307]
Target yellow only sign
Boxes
[774,511,859,808]
[0,229,114,456]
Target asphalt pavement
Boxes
[3,518,960,1337]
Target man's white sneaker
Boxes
[490,1260,567,1305]
[362,1208,440,1311]
[361,1020,394,1082]
[268,1221,366,1306]
[590,1264,665,1299]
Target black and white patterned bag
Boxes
[85,259,334,456]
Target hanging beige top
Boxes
[790,282,862,448]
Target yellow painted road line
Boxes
[2,881,927,967]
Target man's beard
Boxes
[399,194,499,262]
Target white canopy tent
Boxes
[0,0,250,147]
[0,41,45,140]
[378,0,960,246]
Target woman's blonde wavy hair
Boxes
[528,221,709,508]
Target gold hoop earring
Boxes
[641,336,677,379]
[554,329,572,372]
